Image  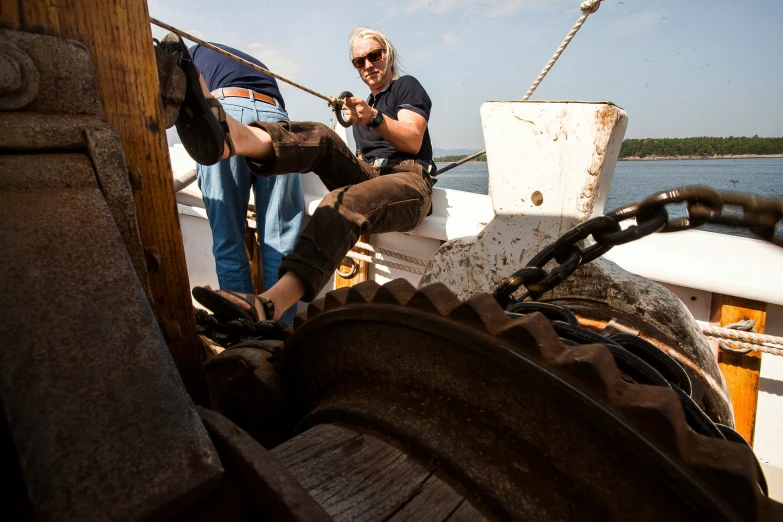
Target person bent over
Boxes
[159,27,436,322]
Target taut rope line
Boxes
[437,0,604,175]
[149,17,343,109]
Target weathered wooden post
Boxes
[711,294,767,444]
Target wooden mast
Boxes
[1,0,206,399]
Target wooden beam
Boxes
[335,235,370,289]
[245,224,265,294]
[15,0,206,400]
[0,0,21,29]
[710,294,766,445]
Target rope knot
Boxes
[580,0,602,14]
[719,319,757,355]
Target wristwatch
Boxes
[367,110,384,129]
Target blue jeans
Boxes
[196,94,304,325]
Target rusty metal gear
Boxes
[279,279,781,521]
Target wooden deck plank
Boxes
[445,499,487,521]
[273,424,477,522]
[386,474,467,522]
[271,423,361,465]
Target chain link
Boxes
[493,186,783,306]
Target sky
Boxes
[150,0,783,150]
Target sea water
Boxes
[435,158,783,238]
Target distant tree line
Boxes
[619,136,783,158]
[435,137,783,162]
[434,154,487,162]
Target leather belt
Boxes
[211,87,280,108]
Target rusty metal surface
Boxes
[205,345,292,449]
[0,29,151,305]
[0,29,223,521]
[279,279,776,521]
[0,154,223,521]
[0,30,102,115]
[196,408,332,522]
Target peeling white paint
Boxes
[422,101,628,300]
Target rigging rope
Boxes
[345,250,425,275]
[354,241,429,267]
[437,0,604,175]
[149,17,342,109]
[697,321,783,357]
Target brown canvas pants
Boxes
[245,121,433,301]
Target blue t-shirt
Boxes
[190,43,285,110]
[352,75,435,174]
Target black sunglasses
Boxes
[351,48,385,69]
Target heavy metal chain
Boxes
[493,186,783,307]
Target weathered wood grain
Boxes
[446,500,487,521]
[0,0,21,29]
[272,424,487,521]
[272,422,362,468]
[386,474,465,522]
[711,294,766,445]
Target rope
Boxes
[149,17,342,108]
[354,241,429,267]
[719,319,756,355]
[702,336,783,357]
[697,321,783,357]
[345,250,424,275]
[437,0,603,175]
[521,0,603,101]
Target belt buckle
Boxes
[372,158,388,168]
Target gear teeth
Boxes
[286,278,773,517]
[406,283,462,315]
[685,438,762,519]
[324,287,352,310]
[495,313,568,362]
[345,280,381,303]
[306,299,325,320]
[615,385,691,455]
[447,293,512,334]
[554,343,621,401]
[293,310,307,330]
[371,278,418,305]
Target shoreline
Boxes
[619,154,783,161]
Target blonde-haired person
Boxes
[158,28,436,322]
[348,27,400,79]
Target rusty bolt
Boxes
[128,166,143,191]
[159,317,182,344]
[531,191,544,206]
[144,246,162,272]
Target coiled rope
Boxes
[438,0,604,174]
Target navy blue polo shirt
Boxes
[190,43,285,110]
[352,75,435,174]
